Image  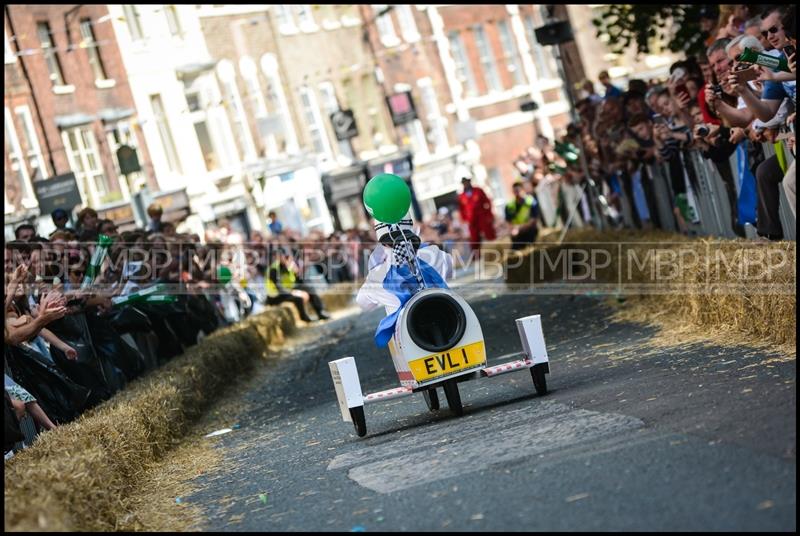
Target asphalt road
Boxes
[185,279,796,531]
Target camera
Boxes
[711,84,723,97]
[783,44,796,59]
[696,125,710,137]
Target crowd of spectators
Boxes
[441,4,795,248]
[4,198,374,455]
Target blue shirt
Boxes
[604,84,623,99]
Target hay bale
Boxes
[4,289,349,532]
[504,230,796,352]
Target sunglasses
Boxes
[761,26,781,38]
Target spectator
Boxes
[266,247,330,322]
[50,208,74,236]
[14,223,37,242]
[76,207,99,242]
[505,182,539,250]
[598,70,624,99]
[146,203,164,233]
[268,211,284,236]
[457,173,497,251]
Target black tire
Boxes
[423,388,440,411]
[442,379,463,416]
[531,364,548,396]
[349,406,367,437]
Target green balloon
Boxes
[363,173,411,224]
[217,265,232,284]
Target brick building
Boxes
[4,4,155,237]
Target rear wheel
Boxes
[531,364,548,396]
[349,406,367,437]
[443,379,463,416]
[423,388,440,411]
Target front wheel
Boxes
[349,406,367,437]
[443,379,463,416]
[531,363,548,396]
[423,388,440,411]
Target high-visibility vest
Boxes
[266,261,296,297]
[506,196,536,225]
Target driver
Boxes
[356,219,453,347]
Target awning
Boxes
[55,113,95,129]
[98,108,135,123]
[175,61,218,78]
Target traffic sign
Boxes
[330,109,359,141]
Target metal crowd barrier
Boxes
[634,142,796,241]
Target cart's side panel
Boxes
[515,315,549,365]
[329,357,364,422]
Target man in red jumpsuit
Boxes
[457,176,496,251]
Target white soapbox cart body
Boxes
[329,287,550,437]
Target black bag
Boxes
[5,346,92,424]
[4,390,24,453]
[85,311,145,383]
[46,313,116,405]
[107,305,153,334]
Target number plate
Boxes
[408,341,486,382]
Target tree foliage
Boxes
[592,5,708,58]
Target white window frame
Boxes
[14,105,48,181]
[406,118,430,159]
[79,19,109,83]
[497,20,525,88]
[473,24,502,93]
[217,60,257,162]
[61,125,107,207]
[524,14,558,80]
[318,81,354,161]
[37,21,66,86]
[448,31,478,98]
[4,107,36,209]
[417,78,449,154]
[395,5,420,43]
[298,85,333,161]
[123,5,145,42]
[5,29,16,64]
[183,74,238,173]
[261,53,299,154]
[149,93,182,175]
[373,5,400,48]
[274,5,298,34]
[295,5,318,32]
[105,121,141,201]
[164,5,183,37]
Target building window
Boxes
[62,126,108,205]
[497,20,525,88]
[318,81,354,161]
[298,86,331,159]
[79,19,108,81]
[106,121,141,198]
[14,106,48,181]
[274,5,297,33]
[164,5,183,36]
[5,29,16,64]
[123,5,144,41]
[373,5,399,47]
[261,54,299,154]
[295,5,315,29]
[149,94,182,174]
[524,15,557,80]
[448,31,477,98]
[472,24,502,93]
[5,107,34,211]
[36,22,65,86]
[488,167,505,205]
[218,60,256,161]
[418,79,448,154]
[395,5,420,43]
[405,119,429,158]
